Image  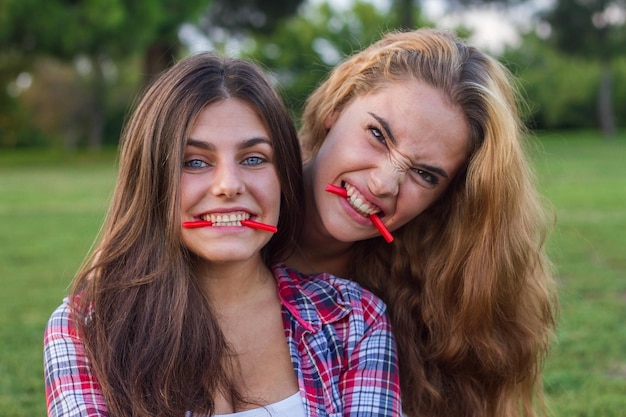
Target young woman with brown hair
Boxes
[44,53,401,417]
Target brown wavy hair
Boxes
[69,54,303,416]
[300,28,557,417]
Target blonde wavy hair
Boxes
[301,28,557,417]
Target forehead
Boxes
[193,98,260,124]
[359,81,459,125]
[190,98,270,141]
[352,80,469,156]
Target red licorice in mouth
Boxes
[325,183,394,243]
[182,219,277,233]
[182,220,213,228]
[325,183,348,198]
[368,212,394,243]
[241,219,277,233]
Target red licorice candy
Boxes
[182,219,277,233]
[325,183,394,243]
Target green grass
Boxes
[0,149,117,416]
[1,133,625,416]
[529,131,626,416]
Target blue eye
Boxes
[242,156,265,166]
[184,159,208,168]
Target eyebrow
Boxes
[368,112,449,179]
[186,137,272,151]
[418,163,449,179]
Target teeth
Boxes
[343,183,379,216]
[200,212,251,226]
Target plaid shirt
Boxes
[44,263,401,416]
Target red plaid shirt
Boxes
[44,264,402,416]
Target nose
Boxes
[210,161,245,198]
[368,157,402,198]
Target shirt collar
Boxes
[273,263,351,333]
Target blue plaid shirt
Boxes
[44,263,402,416]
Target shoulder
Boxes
[45,298,77,343]
[44,300,107,417]
[45,298,74,336]
[45,296,92,344]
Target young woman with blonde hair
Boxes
[288,27,557,417]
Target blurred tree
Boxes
[238,0,436,123]
[451,0,626,137]
[202,0,307,34]
[240,1,400,121]
[2,0,211,80]
[0,0,210,148]
[502,32,600,131]
[0,0,314,148]
[387,0,522,30]
[539,0,626,138]
[395,0,416,29]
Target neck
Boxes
[195,257,275,309]
[286,164,354,278]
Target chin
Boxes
[209,252,258,263]
[328,229,367,244]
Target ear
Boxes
[323,111,338,131]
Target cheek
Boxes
[396,188,434,223]
[315,134,370,175]
[316,126,352,159]
[180,176,193,210]
[180,230,196,254]
[267,185,282,213]
[396,179,455,224]
[309,145,336,186]
[258,173,282,217]
[180,175,201,211]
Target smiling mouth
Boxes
[199,211,251,226]
[342,182,382,217]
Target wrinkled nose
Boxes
[368,158,402,198]
[211,162,245,198]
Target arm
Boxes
[340,293,402,416]
[43,300,109,417]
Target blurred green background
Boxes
[1,0,625,416]
[2,0,626,148]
